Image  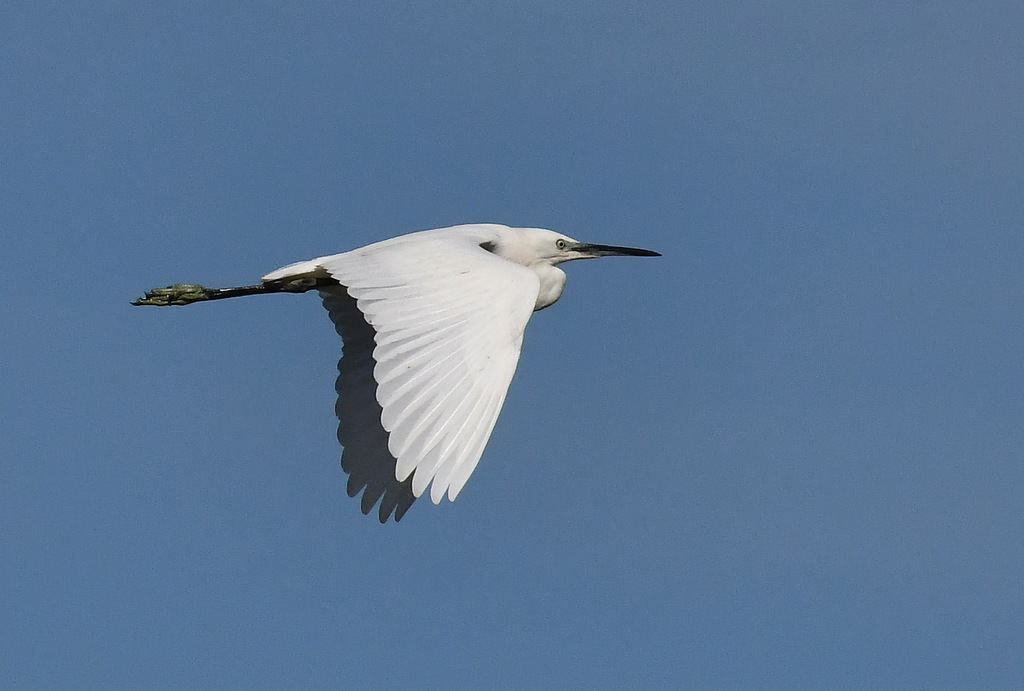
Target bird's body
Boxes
[134,224,658,521]
[265,224,570,310]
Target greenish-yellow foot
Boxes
[132,283,211,306]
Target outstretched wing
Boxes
[321,233,539,506]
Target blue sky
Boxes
[2,2,1023,688]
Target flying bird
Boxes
[134,223,659,522]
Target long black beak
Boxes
[572,242,661,257]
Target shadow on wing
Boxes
[319,285,416,522]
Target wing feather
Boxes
[437,350,519,501]
[319,285,416,522]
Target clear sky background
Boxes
[2,2,1022,688]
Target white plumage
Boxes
[136,223,659,522]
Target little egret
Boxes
[134,223,659,521]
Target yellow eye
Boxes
[555,239,567,250]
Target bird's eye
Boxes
[555,239,567,250]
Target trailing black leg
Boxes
[132,277,321,306]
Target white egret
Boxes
[134,223,659,521]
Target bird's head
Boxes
[490,227,660,268]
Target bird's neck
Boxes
[533,265,567,311]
